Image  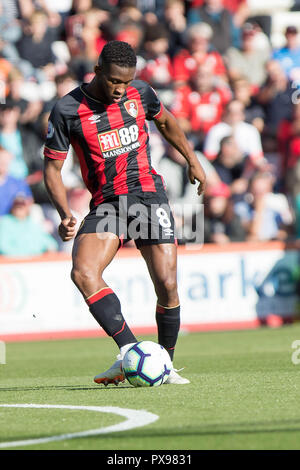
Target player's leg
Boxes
[139,243,189,384]
[139,243,180,359]
[71,233,137,384]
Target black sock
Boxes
[156,303,180,361]
[86,287,137,348]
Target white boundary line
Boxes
[0,404,159,448]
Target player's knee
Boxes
[163,276,177,294]
[71,265,98,290]
[158,276,178,303]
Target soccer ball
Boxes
[122,341,172,387]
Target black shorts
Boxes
[76,192,176,249]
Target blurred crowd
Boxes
[0,0,300,256]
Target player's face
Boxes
[96,63,136,104]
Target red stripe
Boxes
[44,147,68,160]
[106,103,129,196]
[86,287,113,306]
[156,305,165,314]
[126,87,156,192]
[119,233,125,248]
[77,97,105,203]
[112,321,125,337]
[153,102,164,120]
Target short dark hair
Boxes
[99,40,137,68]
[144,23,169,42]
[55,72,76,85]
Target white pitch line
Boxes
[0,404,159,448]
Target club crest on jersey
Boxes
[124,99,138,118]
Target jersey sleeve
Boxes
[142,82,164,120]
[44,101,70,160]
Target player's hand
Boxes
[58,216,77,242]
[188,162,206,196]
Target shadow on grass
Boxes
[0,384,132,392]
[78,418,300,439]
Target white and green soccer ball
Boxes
[122,341,172,387]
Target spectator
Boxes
[234,172,293,241]
[116,0,144,25]
[80,8,108,62]
[187,0,238,55]
[0,146,32,216]
[232,76,265,132]
[65,0,93,58]
[172,22,227,88]
[256,60,294,137]
[0,94,46,194]
[138,24,173,98]
[0,98,29,179]
[7,67,43,124]
[132,0,165,24]
[66,6,110,81]
[16,10,58,82]
[204,181,246,243]
[171,62,231,149]
[0,193,58,256]
[278,102,300,197]
[107,2,144,52]
[272,25,300,83]
[18,0,67,31]
[38,0,73,33]
[163,0,187,57]
[44,71,78,112]
[261,134,282,192]
[226,22,271,93]
[187,0,250,28]
[203,99,264,167]
[212,135,249,200]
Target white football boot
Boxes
[94,357,124,386]
[164,367,190,385]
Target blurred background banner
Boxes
[1,242,299,341]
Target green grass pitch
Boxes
[1,324,300,450]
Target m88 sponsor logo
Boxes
[98,124,140,157]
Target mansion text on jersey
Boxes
[102,141,140,158]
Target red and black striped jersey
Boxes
[44,80,165,205]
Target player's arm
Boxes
[43,157,77,241]
[43,102,77,241]
[154,107,206,195]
